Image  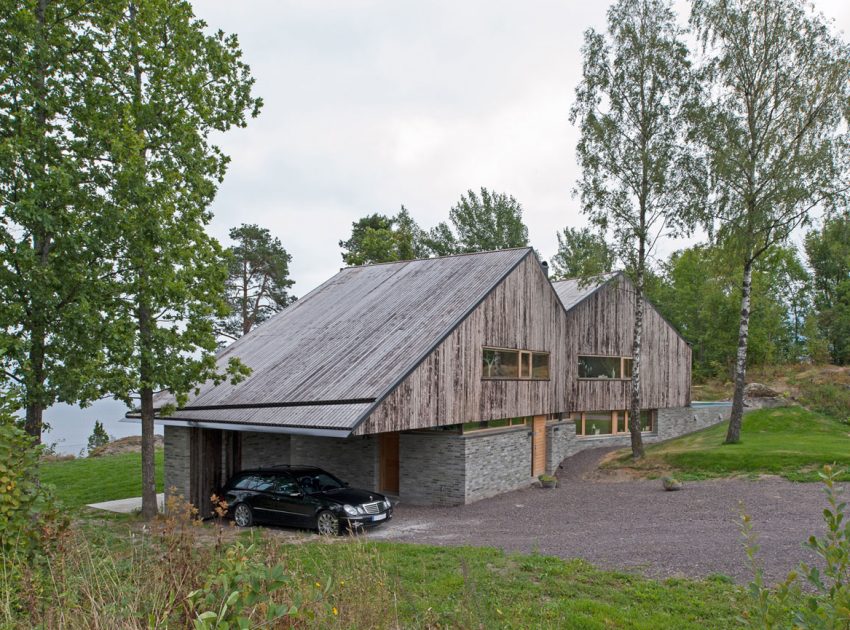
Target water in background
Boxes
[41,398,142,456]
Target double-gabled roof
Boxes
[145,247,534,436]
[550,272,619,311]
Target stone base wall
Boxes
[464,428,535,503]
[400,432,465,505]
[164,425,191,501]
[290,435,377,492]
[548,405,732,472]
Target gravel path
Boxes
[367,448,837,583]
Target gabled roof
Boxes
[146,248,533,435]
[551,272,619,311]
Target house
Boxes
[143,248,728,515]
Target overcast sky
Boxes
[44,0,850,452]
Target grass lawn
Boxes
[604,405,850,481]
[41,449,164,509]
[284,541,745,629]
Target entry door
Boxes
[379,432,400,495]
[190,428,222,518]
[531,416,547,477]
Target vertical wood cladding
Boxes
[357,256,569,434]
[567,275,691,411]
[356,267,691,434]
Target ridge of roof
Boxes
[340,246,534,270]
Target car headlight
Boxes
[342,504,359,516]
[383,500,391,510]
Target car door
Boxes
[263,473,314,527]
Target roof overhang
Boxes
[122,415,352,438]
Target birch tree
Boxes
[94,0,260,517]
[690,0,850,443]
[570,0,700,459]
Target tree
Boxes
[690,0,850,443]
[427,188,529,255]
[549,226,616,280]
[0,0,118,441]
[650,243,811,379]
[339,206,429,266]
[805,213,850,365]
[86,420,110,454]
[221,224,295,341]
[570,0,700,459]
[94,0,259,517]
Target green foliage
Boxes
[426,188,529,256]
[339,206,429,266]
[649,244,812,379]
[791,370,850,423]
[549,226,616,280]
[0,408,65,556]
[741,466,850,629]
[0,0,123,438]
[805,212,850,365]
[221,224,295,340]
[86,421,110,454]
[188,543,301,629]
[604,406,850,482]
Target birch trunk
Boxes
[629,266,646,459]
[726,258,753,444]
[138,293,158,519]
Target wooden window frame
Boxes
[482,346,550,381]
[573,409,656,437]
[462,417,529,434]
[577,354,634,381]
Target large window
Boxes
[578,355,633,379]
[483,348,550,380]
[573,410,655,436]
[462,417,528,433]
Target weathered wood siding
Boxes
[356,255,569,434]
[567,276,691,411]
[357,268,690,435]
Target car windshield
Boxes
[296,472,345,494]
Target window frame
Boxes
[572,409,656,437]
[577,355,634,381]
[482,346,550,381]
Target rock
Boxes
[661,476,682,491]
[88,434,164,457]
[744,382,780,398]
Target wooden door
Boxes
[531,416,547,477]
[190,428,222,518]
[379,432,400,495]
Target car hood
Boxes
[311,487,386,506]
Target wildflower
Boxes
[333,607,338,616]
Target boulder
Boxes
[744,382,779,398]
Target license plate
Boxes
[372,513,387,521]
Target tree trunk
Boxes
[726,258,753,444]
[138,295,158,519]
[629,262,646,459]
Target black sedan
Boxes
[222,466,393,535]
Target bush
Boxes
[742,465,850,628]
[86,420,111,455]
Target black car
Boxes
[222,466,393,535]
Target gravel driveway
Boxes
[368,448,837,583]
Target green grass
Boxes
[41,449,164,509]
[605,406,850,481]
[283,541,745,629]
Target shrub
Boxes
[741,465,850,628]
[86,420,111,455]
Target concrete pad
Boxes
[87,493,164,514]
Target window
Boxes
[574,410,656,437]
[578,356,632,379]
[483,347,549,380]
[462,417,528,433]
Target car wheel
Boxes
[316,510,339,536]
[233,503,253,527]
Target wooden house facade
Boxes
[145,248,716,513]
